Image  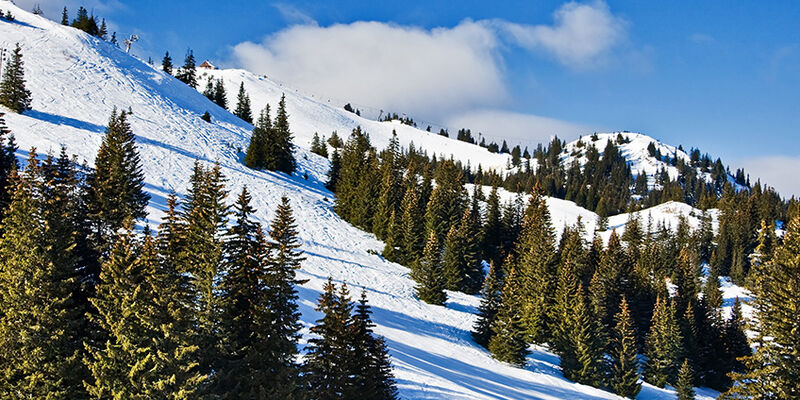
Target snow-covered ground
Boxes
[1,2,727,398]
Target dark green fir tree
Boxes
[414,231,447,305]
[610,297,641,398]
[233,82,253,123]
[0,43,33,113]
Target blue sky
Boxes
[23,0,800,196]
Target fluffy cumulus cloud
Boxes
[495,0,627,67]
[231,1,627,125]
[445,109,592,148]
[232,20,508,119]
[737,156,800,198]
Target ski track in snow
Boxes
[1,3,725,398]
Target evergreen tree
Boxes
[162,51,173,75]
[326,147,341,191]
[98,19,108,40]
[552,225,586,356]
[424,160,467,242]
[216,187,294,398]
[61,6,69,25]
[399,178,424,265]
[721,297,750,379]
[676,359,696,400]
[489,267,529,366]
[610,297,641,398]
[723,216,800,399]
[515,186,557,343]
[303,280,361,398]
[202,77,214,101]
[414,231,447,305]
[265,195,306,396]
[561,284,605,387]
[85,227,149,399]
[233,82,253,123]
[0,111,18,216]
[482,185,503,264]
[270,93,296,174]
[176,49,197,88]
[643,296,682,387]
[0,43,33,113]
[0,153,89,399]
[590,230,633,339]
[351,291,399,400]
[212,78,227,109]
[441,208,483,294]
[382,209,403,263]
[372,134,402,239]
[180,162,229,376]
[152,194,206,399]
[472,260,503,348]
[244,104,271,169]
[85,108,150,255]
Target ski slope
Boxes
[1,3,723,398]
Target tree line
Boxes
[0,110,397,399]
[327,126,798,398]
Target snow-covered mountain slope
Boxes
[1,3,723,399]
[194,67,512,171]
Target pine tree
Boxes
[202,77,215,101]
[371,133,401,239]
[270,93,296,174]
[414,231,447,305]
[351,291,399,400]
[85,108,150,256]
[562,284,605,387]
[515,186,558,343]
[722,216,800,399]
[262,195,307,397]
[84,227,149,399]
[482,185,503,264]
[61,6,69,25]
[98,19,108,40]
[424,160,467,242]
[326,147,341,190]
[244,104,271,169]
[441,208,483,294]
[151,194,206,399]
[162,51,173,75]
[552,226,585,356]
[176,49,197,88]
[215,187,291,398]
[644,296,682,387]
[676,359,696,400]
[722,297,750,378]
[180,162,229,376]
[400,179,424,265]
[0,153,89,399]
[212,78,227,109]
[489,267,529,366]
[610,297,642,398]
[382,209,403,263]
[233,82,253,123]
[472,261,502,348]
[0,43,33,113]
[303,279,354,398]
[0,111,18,216]
[589,230,633,339]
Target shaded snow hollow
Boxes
[1,2,726,398]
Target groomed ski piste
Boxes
[1,2,746,398]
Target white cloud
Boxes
[737,156,800,198]
[231,20,508,120]
[445,109,593,148]
[495,0,627,67]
